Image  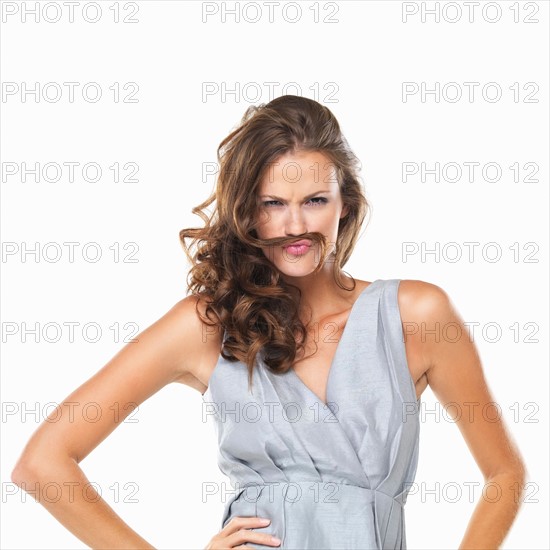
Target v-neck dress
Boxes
[201,279,421,549]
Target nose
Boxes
[284,205,308,236]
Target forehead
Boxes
[258,150,338,193]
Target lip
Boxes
[283,239,311,248]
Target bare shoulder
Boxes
[396,279,452,316]
[396,279,454,397]
[169,294,224,392]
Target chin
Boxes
[275,262,318,278]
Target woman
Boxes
[12,95,526,549]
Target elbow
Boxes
[510,451,528,484]
[12,448,79,488]
[514,460,528,486]
[11,452,48,487]
[11,460,36,488]
[487,457,528,486]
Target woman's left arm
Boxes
[402,280,527,550]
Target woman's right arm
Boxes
[10,295,207,550]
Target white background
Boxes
[1,1,548,549]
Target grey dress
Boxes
[202,279,421,549]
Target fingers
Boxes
[207,516,282,549]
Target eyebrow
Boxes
[259,190,331,201]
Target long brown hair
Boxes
[179,95,369,391]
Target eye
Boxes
[307,197,328,205]
[261,197,328,208]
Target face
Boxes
[255,150,349,279]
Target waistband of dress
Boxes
[229,480,403,507]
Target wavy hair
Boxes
[179,95,370,392]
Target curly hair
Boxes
[179,95,370,392]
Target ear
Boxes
[340,204,350,218]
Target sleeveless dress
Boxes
[201,279,421,549]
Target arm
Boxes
[10,296,206,550]
[400,280,527,549]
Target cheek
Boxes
[255,211,276,236]
[320,207,341,228]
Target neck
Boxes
[281,266,356,323]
